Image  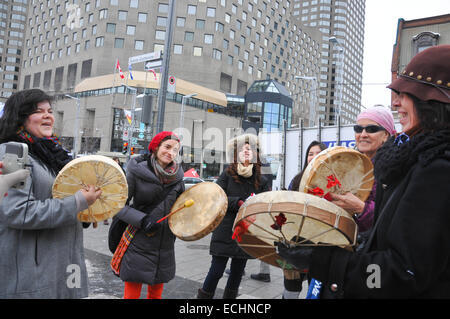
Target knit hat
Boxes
[387,44,450,104]
[148,131,180,153]
[357,106,396,135]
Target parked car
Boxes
[183,177,204,190]
[204,176,219,183]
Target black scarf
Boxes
[374,129,450,185]
[15,131,72,176]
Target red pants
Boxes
[123,282,164,299]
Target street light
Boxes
[179,93,197,130]
[329,37,344,126]
[65,94,81,158]
[295,75,318,127]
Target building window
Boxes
[204,34,213,44]
[138,12,147,23]
[207,7,216,17]
[106,23,116,33]
[185,31,194,42]
[212,48,222,60]
[95,37,104,47]
[135,40,144,50]
[174,44,183,54]
[127,25,136,35]
[187,5,196,15]
[193,47,202,56]
[177,17,186,27]
[155,30,165,40]
[413,32,439,54]
[114,38,124,48]
[158,3,169,13]
[99,8,108,19]
[157,16,167,27]
[118,10,127,20]
[130,0,139,8]
[196,19,205,29]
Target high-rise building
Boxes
[292,0,366,125]
[5,0,365,127]
[0,0,28,103]
[15,0,323,126]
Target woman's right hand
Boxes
[80,185,102,206]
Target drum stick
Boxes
[156,199,194,223]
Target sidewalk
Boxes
[83,222,308,299]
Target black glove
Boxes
[275,241,314,272]
[141,214,161,234]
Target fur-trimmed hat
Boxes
[226,133,261,163]
[388,44,450,104]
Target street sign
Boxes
[128,51,162,65]
[145,59,163,70]
[122,130,129,141]
[168,75,176,93]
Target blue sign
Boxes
[323,139,356,149]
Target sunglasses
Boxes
[353,125,386,134]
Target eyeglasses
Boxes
[353,125,386,134]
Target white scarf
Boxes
[237,163,253,178]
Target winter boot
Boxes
[197,288,214,299]
[222,288,239,299]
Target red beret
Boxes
[148,131,180,153]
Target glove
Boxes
[140,214,161,234]
[0,169,30,204]
[275,241,314,272]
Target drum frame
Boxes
[234,195,357,270]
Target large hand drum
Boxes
[299,146,374,202]
[169,182,227,241]
[233,191,357,269]
[52,155,128,223]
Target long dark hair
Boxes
[289,141,327,191]
[408,94,450,134]
[226,142,262,190]
[0,89,54,143]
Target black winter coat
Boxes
[308,129,450,298]
[115,155,185,285]
[209,167,271,259]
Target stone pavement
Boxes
[83,222,308,299]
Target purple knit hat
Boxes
[357,106,396,136]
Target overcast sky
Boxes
[361,0,449,108]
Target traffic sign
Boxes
[168,75,176,93]
[145,59,163,70]
[128,51,162,65]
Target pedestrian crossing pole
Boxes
[155,0,176,134]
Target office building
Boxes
[16,0,322,127]
[0,0,28,102]
[293,0,366,125]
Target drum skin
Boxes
[169,182,227,241]
[233,191,357,269]
[52,155,128,223]
[299,146,374,202]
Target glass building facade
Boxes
[244,80,293,132]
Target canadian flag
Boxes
[116,59,125,79]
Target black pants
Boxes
[202,255,247,293]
